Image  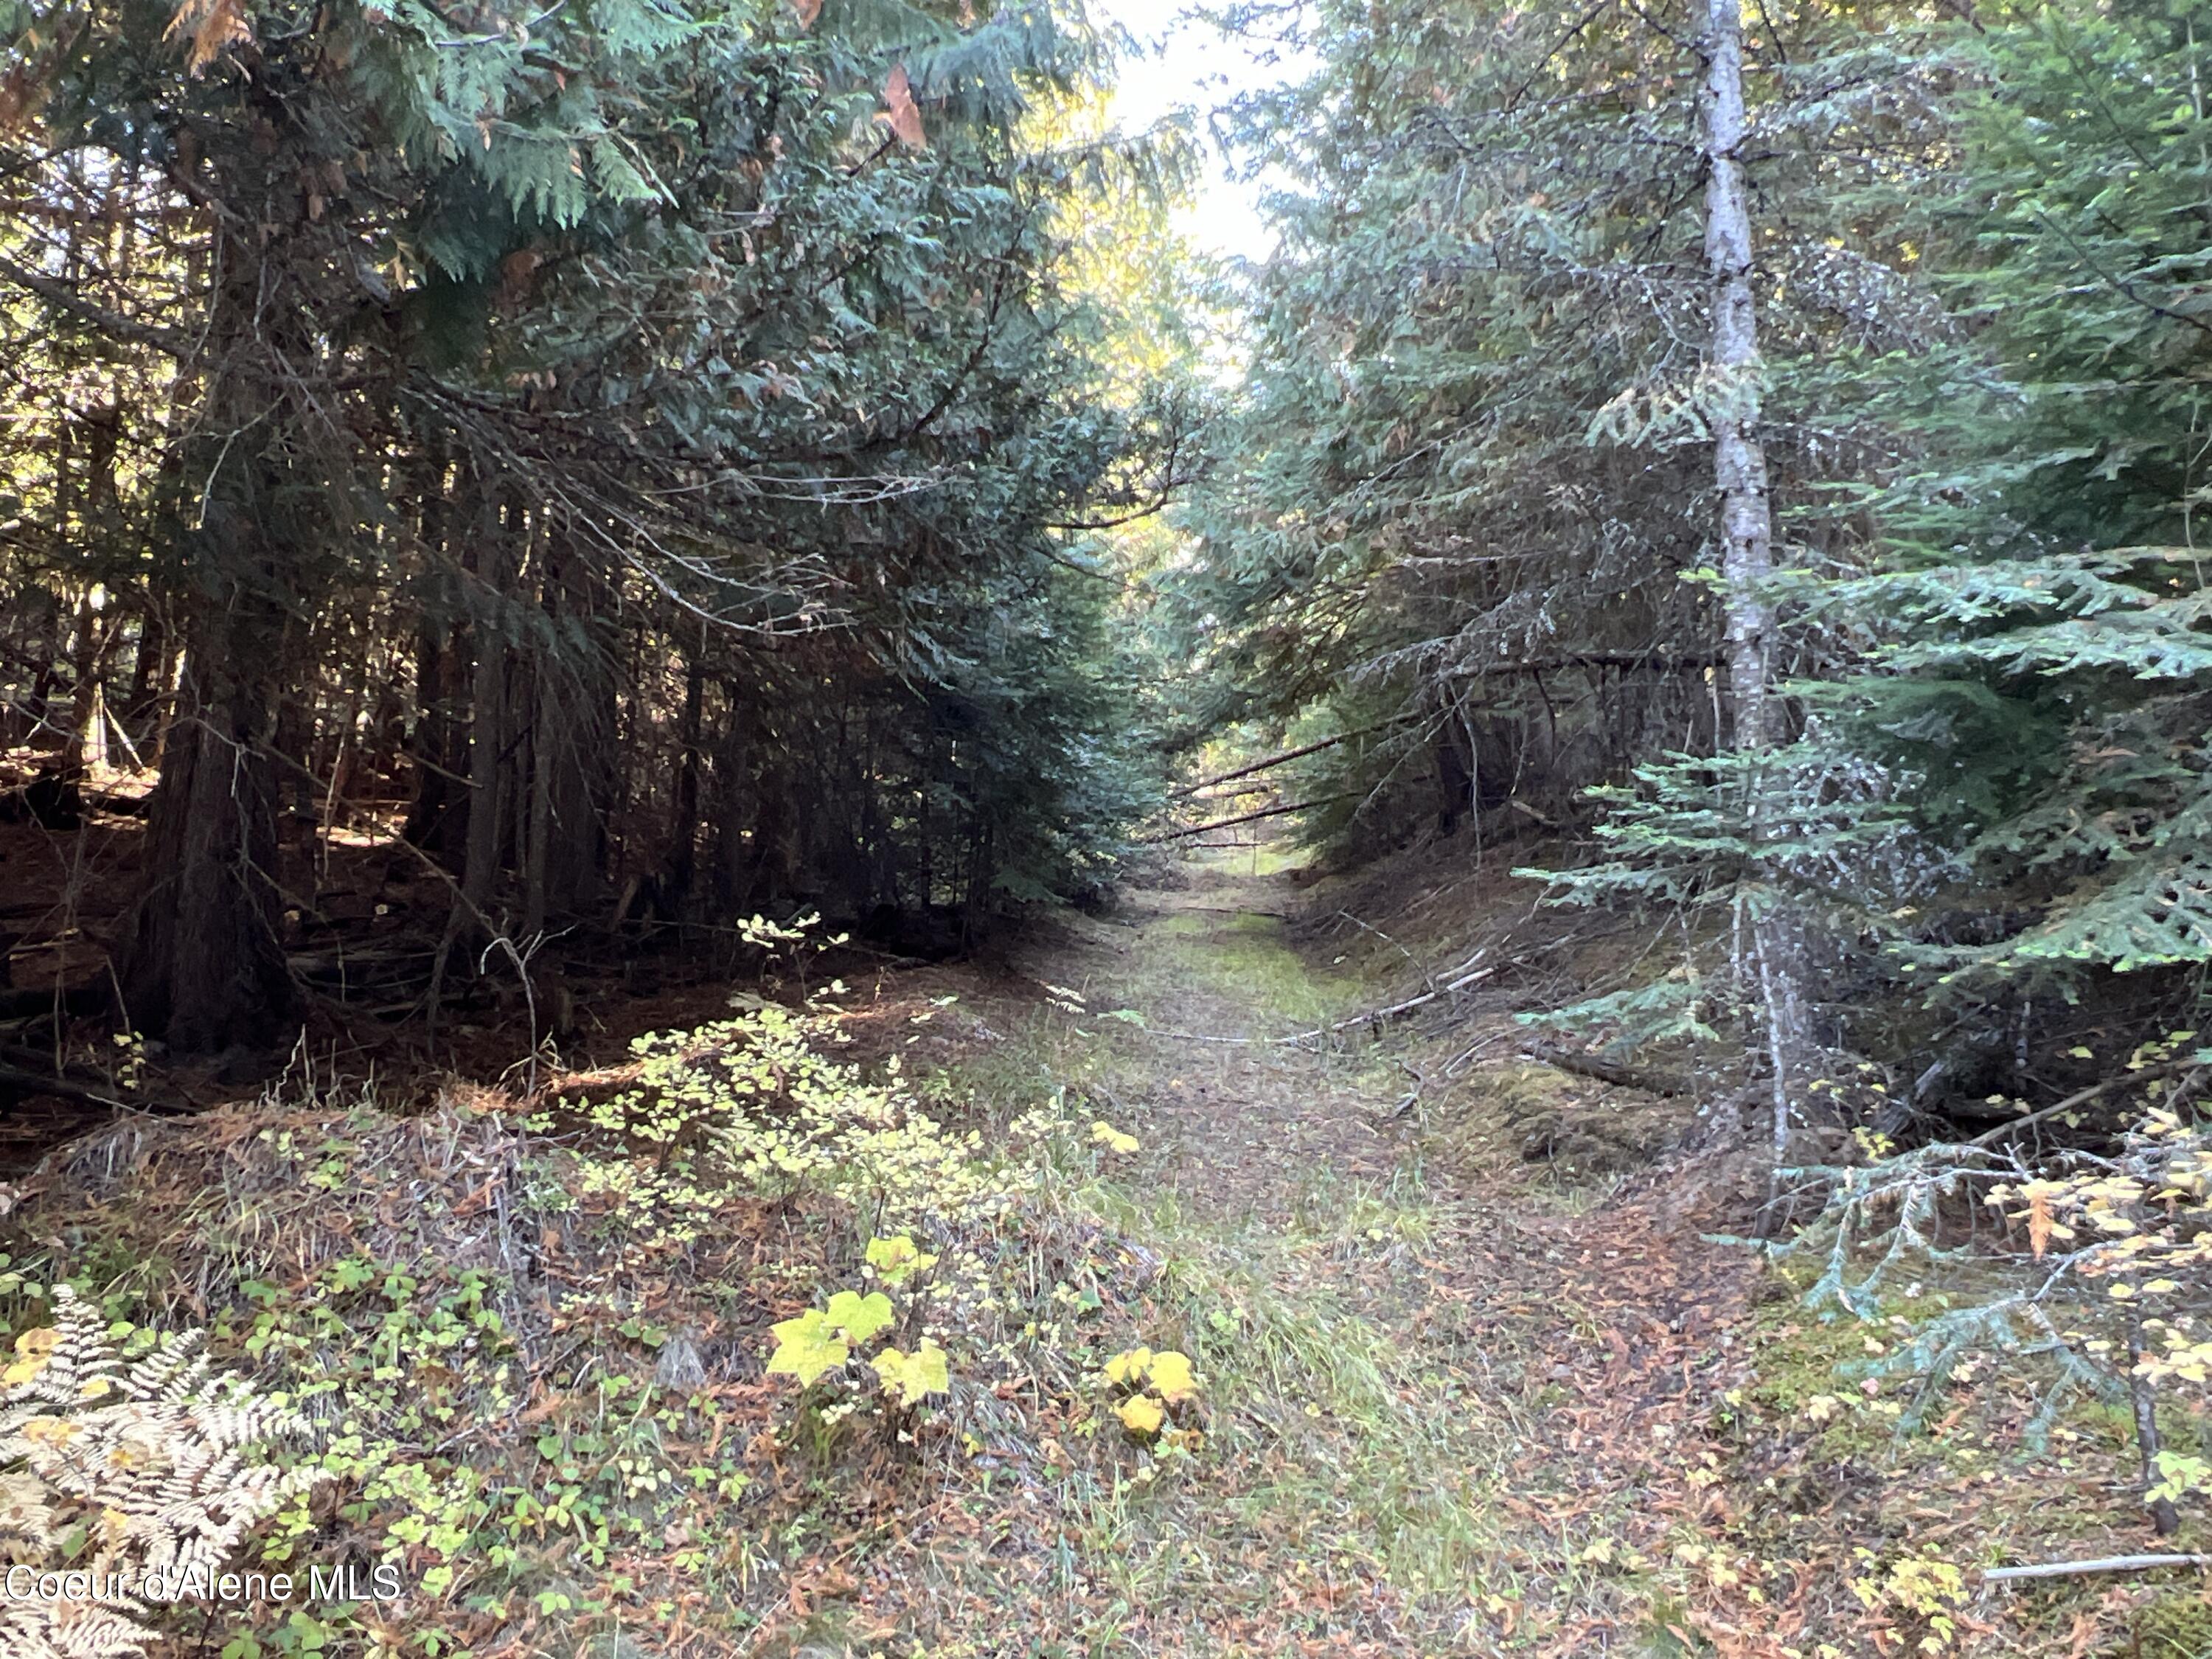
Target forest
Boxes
[0,0,2208,1654]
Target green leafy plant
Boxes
[871,1342,952,1408]
[1851,1548,1969,1654]
[864,1235,939,1287]
[767,1291,897,1388]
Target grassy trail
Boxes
[2,852,2180,1659]
[957,856,1767,1657]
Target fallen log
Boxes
[1141,791,1364,844]
[1522,1040,1690,1097]
[0,1061,200,1118]
[0,1065,131,1113]
[0,981,112,1020]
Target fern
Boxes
[0,1287,317,1659]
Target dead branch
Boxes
[1168,719,1417,799]
[1981,1554,2211,1584]
[1141,791,1364,844]
[1521,1040,1690,1096]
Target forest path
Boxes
[1034,860,1407,1221]
[962,853,1773,1655]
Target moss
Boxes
[2132,1588,2212,1659]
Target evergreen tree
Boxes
[0,0,1192,1048]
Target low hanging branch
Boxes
[1140,790,1364,844]
[1168,717,1418,799]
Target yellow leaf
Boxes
[4,1324,58,1385]
[766,1311,849,1385]
[1090,1121,1139,1155]
[871,1340,951,1407]
[1104,1346,1152,1386]
[1147,1349,1197,1403]
[1116,1394,1165,1436]
[865,1234,939,1286]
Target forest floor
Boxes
[1,837,2205,1658]
[921,852,1791,1654]
[933,852,2205,1659]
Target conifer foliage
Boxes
[0,0,1180,1049]
[1192,0,2212,1125]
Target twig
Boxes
[2128,1309,2182,1537]
[1982,1554,2210,1584]
[1964,1067,2179,1147]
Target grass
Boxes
[5,860,2206,1658]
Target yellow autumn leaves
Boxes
[1,1324,56,1388]
[1103,1345,1200,1440]
[764,1237,953,1411]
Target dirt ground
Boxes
[2,828,2202,1657]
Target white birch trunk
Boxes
[1700,0,1812,1163]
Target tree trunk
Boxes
[665,634,704,908]
[119,188,310,1054]
[119,569,299,1051]
[711,686,753,919]
[1704,0,1778,751]
[1701,0,1813,1158]
[123,602,171,744]
[403,444,470,866]
[61,586,109,774]
[462,499,512,945]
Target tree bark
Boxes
[1701,0,1814,1158]
[462,493,513,945]
[117,189,307,1054]
[61,585,110,774]
[1704,0,1777,751]
[665,633,705,908]
[118,558,299,1051]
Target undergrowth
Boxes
[0,994,1197,1658]
[3,874,2208,1658]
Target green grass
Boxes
[940,887,1523,1643]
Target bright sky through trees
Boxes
[1099,0,1309,262]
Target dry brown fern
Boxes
[0,1285,317,1658]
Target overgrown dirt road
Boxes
[945,855,1786,1657]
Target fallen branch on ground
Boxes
[1964,1066,2185,1147]
[1520,1040,1689,1096]
[1981,1554,2211,1584]
[0,1063,194,1116]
